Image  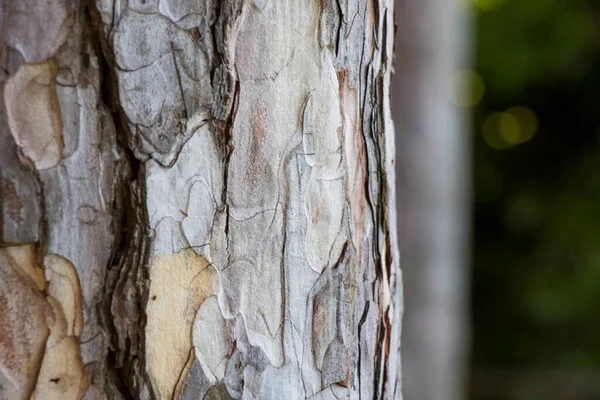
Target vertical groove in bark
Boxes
[100,170,150,399]
[87,4,152,397]
[1,0,400,399]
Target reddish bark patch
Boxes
[191,28,201,42]
[0,178,24,224]
[0,248,49,398]
[337,69,367,262]
[245,106,267,193]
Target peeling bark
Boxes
[0,0,400,399]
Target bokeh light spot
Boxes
[448,70,485,108]
[472,0,504,12]
[499,112,521,144]
[507,106,538,143]
[482,107,538,150]
[482,112,512,149]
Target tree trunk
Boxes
[0,0,400,399]
[393,0,471,399]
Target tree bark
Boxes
[0,0,400,399]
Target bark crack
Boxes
[86,3,153,398]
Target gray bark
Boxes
[393,0,471,399]
[0,0,400,399]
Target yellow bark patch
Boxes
[4,60,63,170]
[43,255,84,337]
[32,336,88,400]
[0,247,87,399]
[4,243,45,291]
[145,249,217,399]
[32,297,88,400]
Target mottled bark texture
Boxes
[0,0,400,399]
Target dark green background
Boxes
[472,0,600,398]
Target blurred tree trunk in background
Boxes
[0,0,401,399]
[393,0,471,399]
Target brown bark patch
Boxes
[0,179,24,224]
[337,69,366,261]
[245,106,267,193]
[0,246,49,398]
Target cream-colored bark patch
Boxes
[32,297,88,400]
[303,56,346,274]
[43,255,84,337]
[32,336,88,400]
[146,249,217,399]
[0,247,88,399]
[4,243,45,291]
[4,60,63,170]
[192,296,233,383]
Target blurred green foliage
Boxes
[472,0,600,398]
[476,0,597,98]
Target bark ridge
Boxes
[0,0,400,398]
